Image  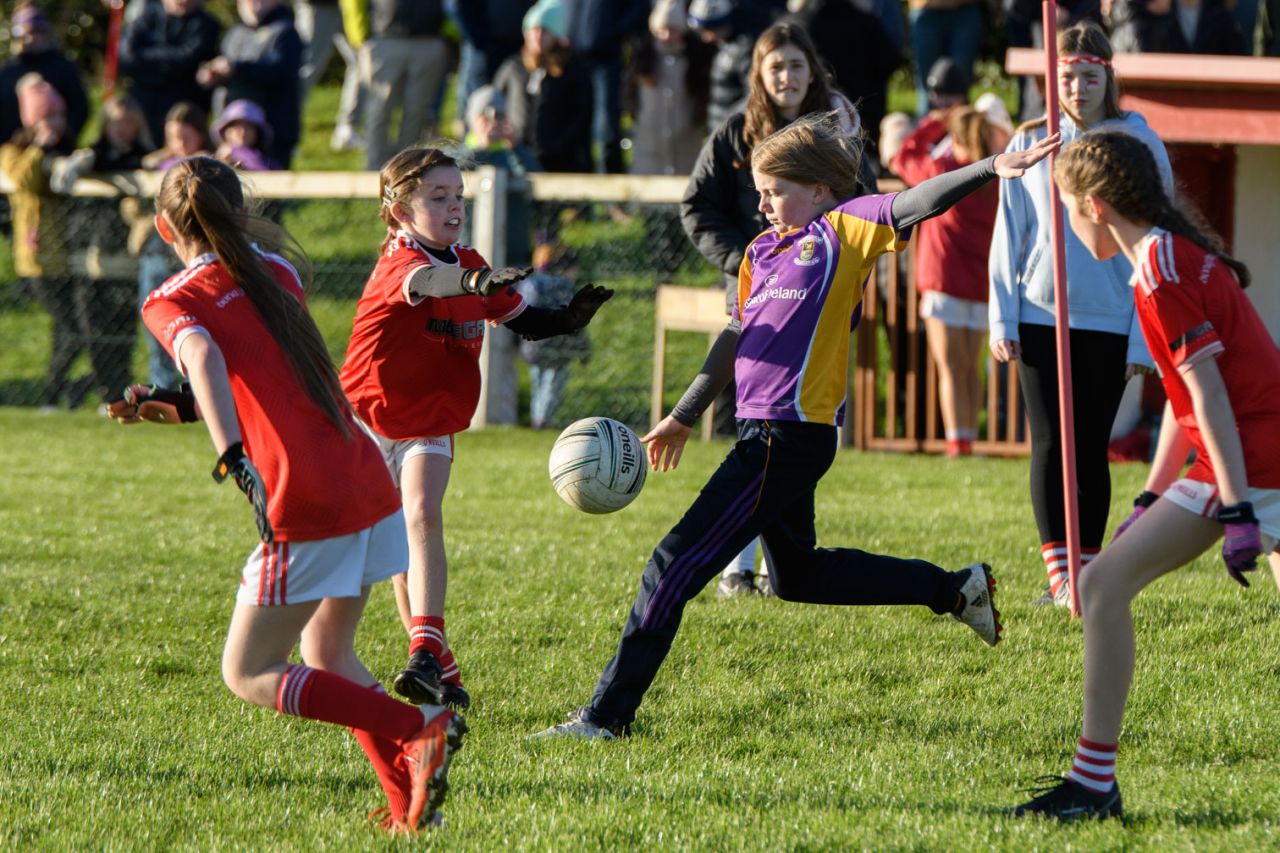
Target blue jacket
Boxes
[988,110,1172,366]
[118,2,221,144]
[221,5,302,166]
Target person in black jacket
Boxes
[197,0,303,167]
[1110,0,1248,55]
[117,0,221,146]
[492,2,594,174]
[0,4,88,154]
[680,19,877,597]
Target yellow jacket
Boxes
[0,143,69,278]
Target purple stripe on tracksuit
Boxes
[640,470,764,630]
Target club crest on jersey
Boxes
[794,235,820,266]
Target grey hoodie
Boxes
[988,110,1172,366]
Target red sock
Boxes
[408,615,446,657]
[276,664,422,743]
[1081,547,1100,567]
[1068,736,1117,793]
[1041,542,1069,597]
[438,649,462,686]
[348,685,411,819]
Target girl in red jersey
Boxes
[339,146,612,710]
[1013,130,1280,821]
[109,156,464,834]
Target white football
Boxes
[548,417,647,513]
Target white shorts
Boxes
[1161,478,1280,552]
[236,510,409,606]
[919,291,988,331]
[360,422,454,488]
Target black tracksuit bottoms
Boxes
[1016,323,1129,548]
[586,418,963,729]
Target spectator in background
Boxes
[628,0,714,279]
[358,0,449,171]
[1005,0,1102,121]
[688,0,753,133]
[296,0,367,151]
[517,241,591,429]
[463,85,541,425]
[197,0,303,168]
[213,99,281,171]
[563,0,651,173]
[452,0,536,137]
[680,20,875,598]
[989,21,1168,607]
[889,93,1012,457]
[136,102,213,387]
[908,0,984,116]
[627,0,711,177]
[0,4,88,154]
[1,74,84,409]
[1110,0,1248,54]
[493,1,594,173]
[788,0,905,166]
[50,97,155,406]
[117,0,221,147]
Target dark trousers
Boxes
[29,275,83,406]
[587,419,961,728]
[1017,323,1129,548]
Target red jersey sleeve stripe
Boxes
[489,300,526,326]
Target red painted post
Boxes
[1042,0,1084,617]
[103,0,125,100]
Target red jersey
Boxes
[142,251,401,542]
[1132,229,1280,487]
[339,232,526,440]
[889,115,997,303]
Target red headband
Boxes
[1058,54,1112,68]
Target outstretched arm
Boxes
[890,132,1061,229]
[503,285,613,341]
[643,321,740,472]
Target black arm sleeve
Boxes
[889,155,999,230]
[670,320,740,427]
[503,305,577,341]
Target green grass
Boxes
[2,409,1279,849]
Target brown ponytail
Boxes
[1055,131,1251,288]
[377,146,464,252]
[157,156,355,434]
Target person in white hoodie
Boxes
[988,20,1172,607]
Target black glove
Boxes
[212,442,273,543]
[565,284,614,330]
[463,266,533,296]
[107,384,199,424]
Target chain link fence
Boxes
[0,170,727,436]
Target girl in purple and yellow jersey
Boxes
[532,114,1060,740]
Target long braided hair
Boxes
[156,156,355,434]
[1055,130,1251,288]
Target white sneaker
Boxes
[529,708,620,740]
[953,563,1002,646]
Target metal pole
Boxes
[1042,0,1084,617]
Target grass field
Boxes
[2,409,1279,850]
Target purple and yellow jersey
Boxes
[734,193,907,426]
